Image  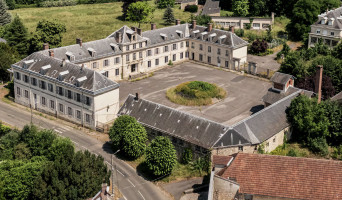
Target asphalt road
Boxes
[0,100,170,200]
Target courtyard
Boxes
[119,62,272,126]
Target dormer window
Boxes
[160,33,168,40]
[219,35,227,44]
[65,51,75,61]
[176,30,183,38]
[193,30,200,37]
[321,19,325,24]
[316,29,321,34]
[40,64,51,75]
[200,32,208,40]
[328,18,334,26]
[58,70,69,81]
[208,33,217,42]
[87,48,96,57]
[23,60,34,69]
[110,43,116,51]
[76,76,87,87]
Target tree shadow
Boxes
[136,161,162,181]
[250,104,264,115]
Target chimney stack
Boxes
[137,28,142,36]
[315,65,323,103]
[192,20,197,29]
[49,49,54,57]
[116,32,122,43]
[151,23,156,30]
[176,19,181,25]
[230,26,235,33]
[76,38,82,47]
[62,59,66,67]
[43,43,49,50]
[208,23,213,32]
[135,93,139,101]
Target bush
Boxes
[249,39,268,54]
[40,0,76,7]
[234,28,244,37]
[181,148,193,164]
[109,115,137,150]
[145,136,177,176]
[308,137,329,157]
[122,122,147,159]
[184,5,198,13]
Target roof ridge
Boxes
[142,23,188,34]
[232,89,302,128]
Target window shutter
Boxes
[73,92,77,101]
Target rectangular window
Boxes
[48,83,53,92]
[208,46,211,53]
[104,59,109,67]
[50,100,55,110]
[173,54,176,61]
[164,46,169,52]
[92,62,97,69]
[76,93,81,102]
[126,45,130,51]
[76,110,81,119]
[41,97,46,106]
[40,81,46,90]
[115,68,119,76]
[155,59,159,66]
[148,61,151,68]
[138,42,142,48]
[331,32,335,36]
[191,42,194,48]
[185,52,189,58]
[147,50,151,57]
[104,71,109,77]
[200,44,203,50]
[226,50,229,56]
[24,90,29,98]
[218,48,221,55]
[180,52,184,59]
[165,56,168,63]
[217,57,221,64]
[86,96,90,106]
[24,75,29,83]
[238,146,243,151]
[57,86,63,96]
[180,42,184,48]
[15,72,21,80]
[133,53,136,60]
[31,78,37,86]
[208,56,211,63]
[133,44,136,49]
[59,103,64,113]
[199,54,203,61]
[316,29,321,34]
[139,52,142,59]
[67,90,72,99]
[172,43,177,50]
[68,107,73,116]
[115,57,120,64]
[126,54,129,62]
[186,41,189,47]
[17,87,20,96]
[225,61,229,67]
[85,114,90,123]
[155,48,159,55]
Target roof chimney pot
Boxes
[135,93,139,101]
[208,23,213,32]
[76,38,82,47]
[192,20,197,29]
[49,49,54,57]
[151,23,157,30]
[43,43,49,50]
[176,19,181,25]
[137,28,142,36]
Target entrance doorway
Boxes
[131,64,137,72]
[191,53,195,60]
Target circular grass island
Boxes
[166,81,227,106]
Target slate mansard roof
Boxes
[313,6,342,30]
[142,24,190,46]
[12,53,119,95]
[118,94,249,149]
[218,153,342,200]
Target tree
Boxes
[109,115,137,150]
[295,74,335,99]
[122,0,139,20]
[232,0,249,17]
[5,0,15,10]
[156,0,175,9]
[0,0,11,26]
[286,0,320,41]
[276,42,291,59]
[29,20,66,53]
[0,42,19,82]
[47,137,74,161]
[181,148,193,164]
[163,6,175,25]
[332,42,342,60]
[145,136,177,176]
[121,122,147,158]
[250,39,268,54]
[126,2,154,28]
[322,100,342,146]
[279,51,307,79]
[248,0,266,16]
[4,15,29,56]
[189,14,212,26]
[318,0,340,13]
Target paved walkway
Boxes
[161,178,204,200]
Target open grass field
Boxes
[10,1,192,46]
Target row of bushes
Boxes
[184,5,197,13]
[6,0,119,9]
[38,0,76,7]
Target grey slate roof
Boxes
[142,24,189,46]
[0,38,6,43]
[231,91,302,145]
[263,87,300,105]
[118,94,243,149]
[202,0,220,15]
[270,72,294,85]
[189,25,248,48]
[12,53,119,95]
[313,7,342,29]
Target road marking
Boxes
[63,127,71,131]
[128,179,135,187]
[117,169,124,176]
[54,129,62,133]
[138,190,145,200]
[123,196,127,200]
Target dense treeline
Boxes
[0,124,110,200]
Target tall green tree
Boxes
[145,136,177,176]
[286,0,320,41]
[29,20,66,53]
[109,115,137,150]
[122,0,139,20]
[5,0,15,10]
[4,15,28,56]
[318,0,340,13]
[156,0,175,9]
[232,0,249,17]
[122,122,147,158]
[163,5,175,25]
[126,1,154,28]
[279,51,307,79]
[0,0,11,26]
[0,42,19,82]
[248,0,266,16]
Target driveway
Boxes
[119,62,271,126]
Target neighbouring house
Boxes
[180,0,198,10]
[11,53,120,130]
[212,13,274,30]
[38,20,248,82]
[209,153,342,200]
[201,0,220,16]
[308,6,342,48]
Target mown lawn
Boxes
[10,1,192,46]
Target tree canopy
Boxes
[122,122,147,158]
[0,0,11,26]
[126,1,154,27]
[109,115,137,150]
[156,0,175,9]
[0,42,19,82]
[3,15,28,56]
[232,0,249,17]
[163,5,175,25]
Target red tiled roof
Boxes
[213,155,232,166]
[219,153,342,200]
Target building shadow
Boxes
[250,104,264,115]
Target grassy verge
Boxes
[269,142,332,159]
[10,1,192,46]
[220,10,233,17]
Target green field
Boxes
[10,1,192,46]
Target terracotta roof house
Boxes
[209,153,342,200]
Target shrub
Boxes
[145,136,177,176]
[184,5,198,13]
[109,115,137,150]
[40,0,76,7]
[181,148,193,164]
[249,39,268,54]
[122,122,147,159]
[308,137,329,156]
[234,28,244,37]
[190,155,210,176]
